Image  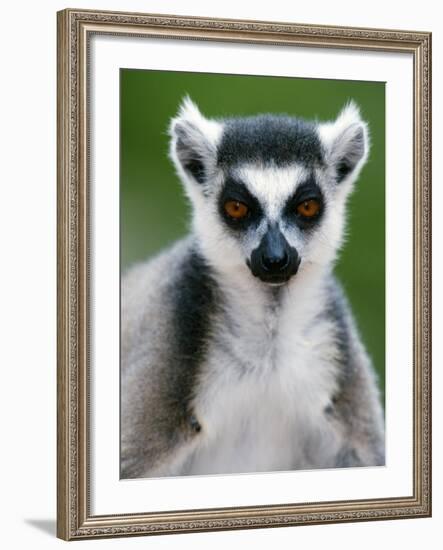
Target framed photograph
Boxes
[57,8,431,540]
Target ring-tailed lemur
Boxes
[121,97,385,479]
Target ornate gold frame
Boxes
[57,8,431,540]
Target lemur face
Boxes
[169,98,369,285]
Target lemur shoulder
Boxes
[121,98,385,478]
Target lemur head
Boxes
[169,97,369,286]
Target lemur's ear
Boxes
[318,102,369,184]
[169,96,222,187]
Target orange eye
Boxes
[296,199,320,218]
[224,200,249,220]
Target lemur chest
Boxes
[186,323,340,475]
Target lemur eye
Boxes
[224,200,249,220]
[296,199,321,218]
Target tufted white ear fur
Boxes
[318,102,370,185]
[169,97,223,189]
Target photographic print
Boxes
[120,70,386,479]
[57,8,430,540]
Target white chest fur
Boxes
[185,281,342,476]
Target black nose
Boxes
[248,225,300,284]
[261,249,289,272]
[260,226,290,273]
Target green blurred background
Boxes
[120,69,385,396]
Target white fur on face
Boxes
[191,162,347,282]
[168,97,369,285]
[234,163,309,221]
[230,163,346,269]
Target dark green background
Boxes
[120,69,385,395]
